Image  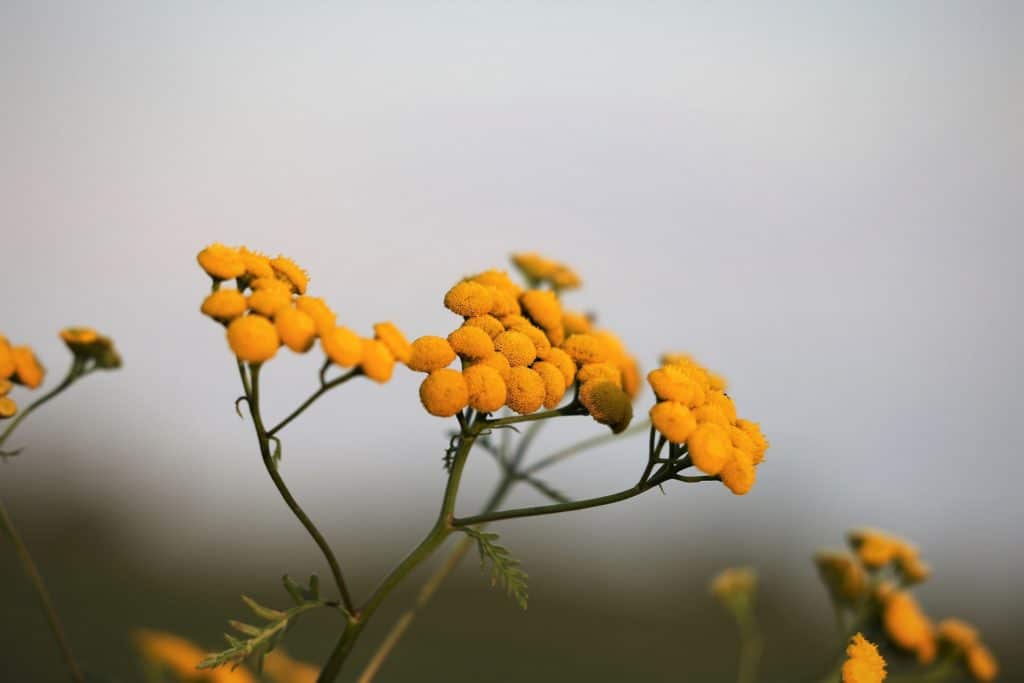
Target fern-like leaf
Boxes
[462,527,529,609]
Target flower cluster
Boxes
[197,244,407,383]
[510,251,582,291]
[842,633,887,683]
[647,353,768,495]
[407,258,640,433]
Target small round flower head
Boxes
[201,290,248,322]
[494,330,537,368]
[686,422,732,475]
[729,425,756,456]
[815,551,866,605]
[275,307,317,353]
[270,255,309,294]
[374,322,412,364]
[464,315,504,339]
[937,619,979,651]
[882,590,937,664]
[444,281,494,317]
[468,269,522,297]
[506,321,551,356]
[562,310,593,335]
[505,366,546,415]
[966,644,998,681]
[519,289,562,331]
[249,276,293,293]
[0,337,15,379]
[579,381,633,433]
[499,314,531,329]
[487,288,522,318]
[0,378,12,396]
[463,364,507,413]
[706,390,737,423]
[59,327,99,348]
[735,418,769,463]
[12,347,45,389]
[619,355,642,399]
[538,347,576,387]
[419,368,469,417]
[561,333,609,366]
[0,396,16,419]
[842,633,887,683]
[321,326,362,367]
[197,243,245,280]
[849,529,900,568]
[407,336,456,372]
[227,316,280,363]
[531,361,566,410]
[248,287,293,318]
[694,403,731,428]
[511,252,557,282]
[895,546,931,585]
[238,247,275,279]
[545,324,565,347]
[576,362,622,388]
[296,296,337,335]
[720,448,756,495]
[471,351,512,382]
[360,338,395,383]
[650,401,697,444]
[549,264,582,290]
[708,371,728,391]
[710,567,757,604]
[648,365,706,407]
[447,325,495,360]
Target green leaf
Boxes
[462,527,529,609]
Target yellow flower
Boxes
[505,320,551,356]
[519,289,562,331]
[896,547,931,585]
[463,364,507,413]
[374,322,412,364]
[321,326,362,367]
[650,401,697,444]
[0,337,15,379]
[532,361,567,409]
[562,310,592,335]
[693,403,731,428]
[238,247,275,279]
[227,316,280,363]
[842,633,887,683]
[882,590,936,664]
[419,369,469,417]
[579,380,633,433]
[407,336,456,372]
[710,567,757,603]
[576,362,622,388]
[359,339,395,383]
[295,297,337,335]
[549,264,582,290]
[487,287,522,318]
[447,325,495,360]
[849,529,903,569]
[537,347,576,387]
[686,422,732,475]
[470,351,512,382]
[249,277,293,293]
[937,619,979,651]
[966,644,998,681]
[814,551,866,605]
[197,243,246,280]
[444,281,494,317]
[275,308,317,353]
[263,648,318,683]
[201,290,248,322]
[561,334,610,366]
[270,255,309,295]
[59,327,99,348]
[648,366,705,407]
[735,419,769,464]
[706,390,737,423]
[0,396,17,419]
[729,425,756,456]
[494,330,537,368]
[463,314,504,339]
[248,288,293,318]
[505,366,546,415]
[0,378,12,396]
[134,628,256,683]
[12,347,45,389]
[468,269,522,297]
[720,448,756,495]
[510,252,558,281]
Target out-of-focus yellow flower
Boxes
[650,401,697,444]
[359,339,395,383]
[506,320,551,356]
[561,334,609,365]
[374,322,411,364]
[562,310,592,335]
[470,351,512,382]
[579,380,633,433]
[938,619,979,651]
[494,330,537,368]
[549,264,582,290]
[201,290,248,322]
[648,365,705,407]
[842,633,887,683]
[296,297,336,335]
[248,288,293,318]
[532,361,566,410]
[577,362,621,388]
[419,368,469,417]
[448,326,495,360]
[275,308,317,353]
[263,648,318,683]
[0,337,15,379]
[706,390,737,423]
[848,529,906,569]
[710,567,757,604]
[505,366,546,415]
[0,396,16,419]
[0,378,12,396]
[519,290,562,332]
[467,269,522,298]
[270,256,309,295]
[238,247,275,279]
[249,277,294,293]
[407,336,456,372]
[720,448,756,495]
[966,644,999,681]
[12,347,45,389]
[463,364,507,413]
[815,551,866,605]
[227,316,280,363]
[735,419,769,464]
[321,326,362,367]
[134,628,256,683]
[59,327,99,349]
[197,243,246,280]
[693,403,730,428]
[687,422,731,475]
[882,590,936,664]
[538,347,577,387]
[487,288,522,318]
[464,315,505,339]
[444,281,494,317]
[510,252,558,282]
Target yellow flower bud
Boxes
[238,247,275,279]
[537,347,576,387]
[505,366,546,415]
[0,396,16,419]
[270,255,309,295]
[647,365,706,407]
[470,352,512,382]
[650,401,697,444]
[197,243,245,280]
[227,316,280,363]
[510,252,557,282]
[419,368,469,417]
[579,380,633,433]
[966,644,998,681]
[444,281,494,317]
[468,269,522,297]
[447,325,495,360]
[407,336,456,372]
[248,288,292,318]
[494,330,537,368]
[59,327,99,348]
[814,551,866,605]
[374,322,412,364]
[562,310,593,335]
[841,633,886,683]
[720,448,756,495]
[359,339,395,383]
[561,334,609,365]
[201,290,248,322]
[937,619,979,651]
[882,590,936,664]
[576,362,621,388]
[735,418,769,464]
[519,289,562,331]
[12,347,45,389]
[464,315,505,339]
[531,361,566,410]
[707,390,737,423]
[321,326,362,367]
[275,307,317,353]
[0,378,12,396]
[693,403,730,428]
[487,287,522,317]
[686,422,731,475]
[463,364,507,413]
[0,338,15,379]
[506,321,551,356]
[296,296,336,335]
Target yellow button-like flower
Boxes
[519,289,562,331]
[275,307,317,353]
[201,290,248,322]
[650,401,697,444]
[577,362,622,388]
[706,390,737,423]
[937,619,979,651]
[227,316,280,363]
[511,252,557,282]
[537,347,576,387]
[532,361,566,410]
[896,546,931,585]
[850,529,901,569]
[444,281,494,317]
[494,330,537,368]
[506,321,551,356]
[464,314,505,339]
[694,403,731,428]
[579,380,633,433]
[419,368,469,417]
[468,269,522,297]
[59,327,99,348]
[374,322,412,364]
[648,365,706,407]
[549,264,582,290]
[463,364,507,413]
[505,366,546,415]
[0,396,17,419]
[360,338,395,383]
[841,633,887,683]
[270,255,309,295]
[197,243,246,280]
[407,336,456,372]
[562,310,592,335]
[814,551,866,605]
[499,314,531,329]
[248,288,293,318]
[448,325,495,360]
[686,422,732,475]
[720,448,756,495]
[966,644,998,681]
[321,326,362,367]
[882,590,936,664]
[249,276,294,293]
[239,246,275,279]
[470,351,512,382]
[0,337,15,379]
[12,347,45,389]
[735,418,769,464]
[561,334,609,365]
[487,287,522,318]
[0,378,12,396]
[296,296,337,335]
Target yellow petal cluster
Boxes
[814,550,866,605]
[0,334,47,394]
[882,590,937,664]
[135,629,255,683]
[842,633,887,683]
[510,252,582,291]
[420,369,469,417]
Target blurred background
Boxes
[1,1,1021,680]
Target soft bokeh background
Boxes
[2,1,1021,681]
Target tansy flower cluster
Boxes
[406,257,640,434]
[842,633,887,683]
[510,251,582,291]
[197,244,407,383]
[647,353,768,495]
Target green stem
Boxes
[736,610,764,683]
[0,360,84,449]
[241,362,356,615]
[454,481,651,527]
[0,495,84,683]
[266,368,361,437]
[521,420,649,475]
[484,402,585,428]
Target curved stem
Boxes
[454,482,650,527]
[484,402,585,428]
[267,368,360,437]
[0,495,84,682]
[0,360,83,449]
[522,420,649,475]
[241,362,356,615]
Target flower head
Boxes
[938,619,979,651]
[197,243,246,280]
[815,551,866,605]
[227,316,280,363]
[12,346,45,389]
[321,326,362,367]
[532,361,567,410]
[448,325,495,360]
[561,333,609,365]
[494,330,537,368]
[579,380,633,433]
[966,644,999,681]
[463,364,507,413]
[505,366,546,415]
[201,290,248,323]
[0,396,17,419]
[686,422,732,475]
[519,289,562,332]
[407,336,456,373]
[882,590,937,664]
[720,448,756,495]
[275,307,317,353]
[238,246,275,279]
[270,255,309,294]
[419,369,469,417]
[296,297,337,335]
[650,401,697,444]
[710,567,757,608]
[248,287,293,318]
[374,322,412,364]
[464,315,505,339]
[842,633,887,683]
[0,337,15,380]
[359,339,395,383]
[444,281,494,317]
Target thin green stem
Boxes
[454,482,650,527]
[521,420,649,475]
[736,610,764,683]
[267,368,360,437]
[0,360,84,449]
[484,402,585,428]
[0,495,84,683]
